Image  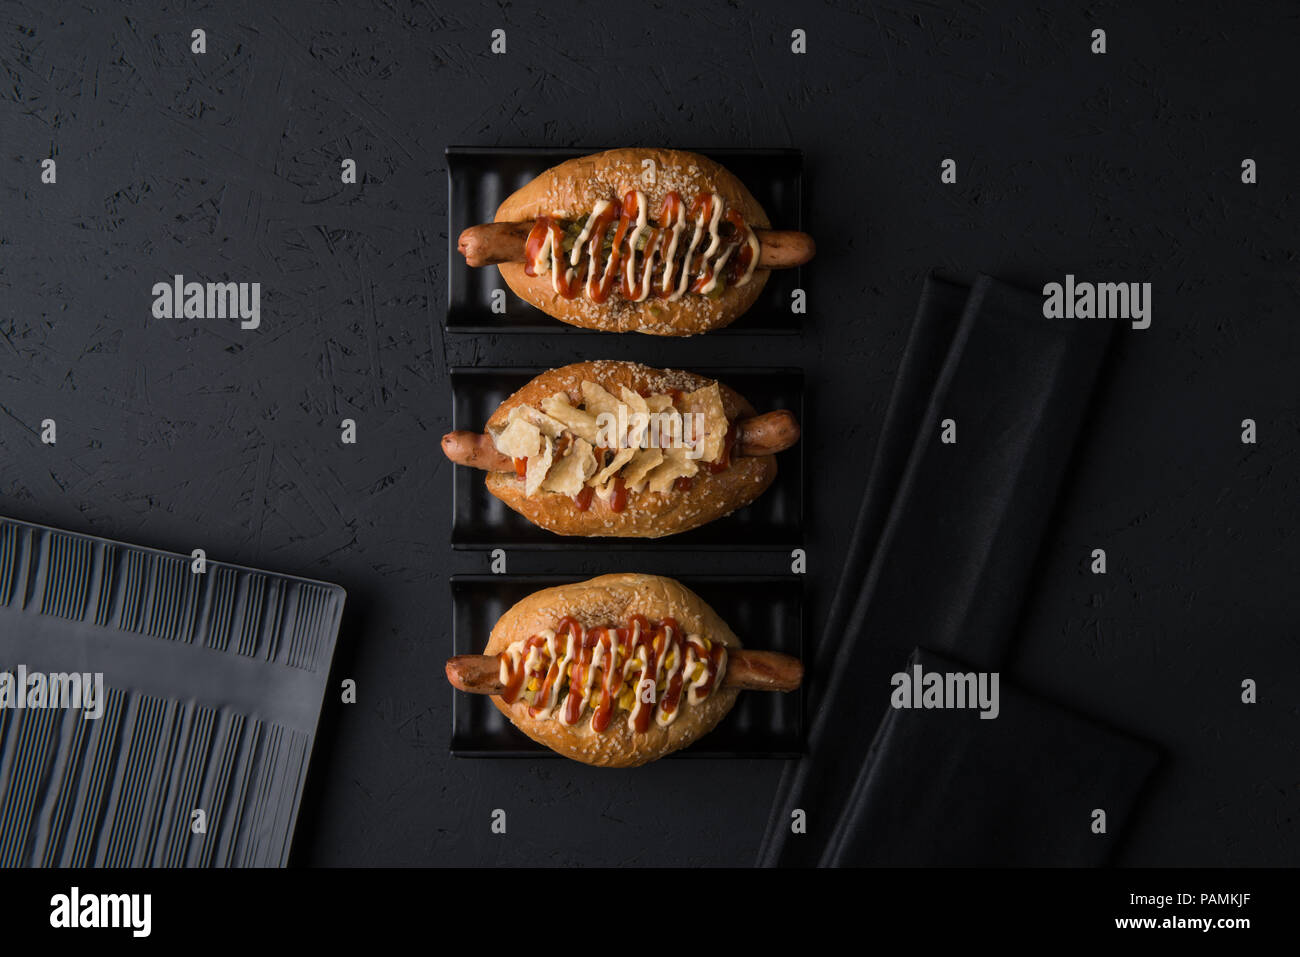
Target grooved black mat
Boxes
[449,367,805,548]
[0,518,344,867]
[446,147,804,333]
[450,575,804,758]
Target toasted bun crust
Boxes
[485,361,777,538]
[495,148,771,335]
[484,574,742,767]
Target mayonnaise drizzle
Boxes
[657,202,687,296]
[672,205,708,300]
[569,201,605,268]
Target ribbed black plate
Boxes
[0,517,344,867]
[448,366,804,549]
[446,147,804,333]
[450,575,804,758]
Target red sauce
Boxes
[724,209,754,282]
[622,227,662,299]
[583,200,624,303]
[529,640,564,719]
[674,476,694,492]
[687,194,717,294]
[660,669,685,719]
[522,217,553,278]
[572,485,594,511]
[610,476,628,513]
[654,192,685,298]
[523,217,578,297]
[513,457,527,479]
[558,617,590,725]
[589,625,622,733]
[707,424,738,474]
[500,635,539,703]
[692,644,726,698]
[618,191,653,300]
[630,619,661,733]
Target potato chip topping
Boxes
[489,379,731,508]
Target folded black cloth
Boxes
[820,648,1158,867]
[759,274,1125,866]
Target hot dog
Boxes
[459,148,815,335]
[441,361,801,538]
[448,574,803,767]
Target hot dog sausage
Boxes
[735,410,801,457]
[750,231,816,269]
[440,430,513,473]
[444,654,508,694]
[457,222,536,267]
[722,650,804,692]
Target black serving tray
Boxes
[446,147,804,334]
[448,366,804,549]
[0,517,344,867]
[449,575,804,759]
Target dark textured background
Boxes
[1,0,1296,866]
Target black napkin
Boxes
[759,274,1130,866]
[820,648,1158,867]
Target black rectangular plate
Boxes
[450,575,804,758]
[0,517,344,867]
[449,367,804,549]
[446,147,803,334]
